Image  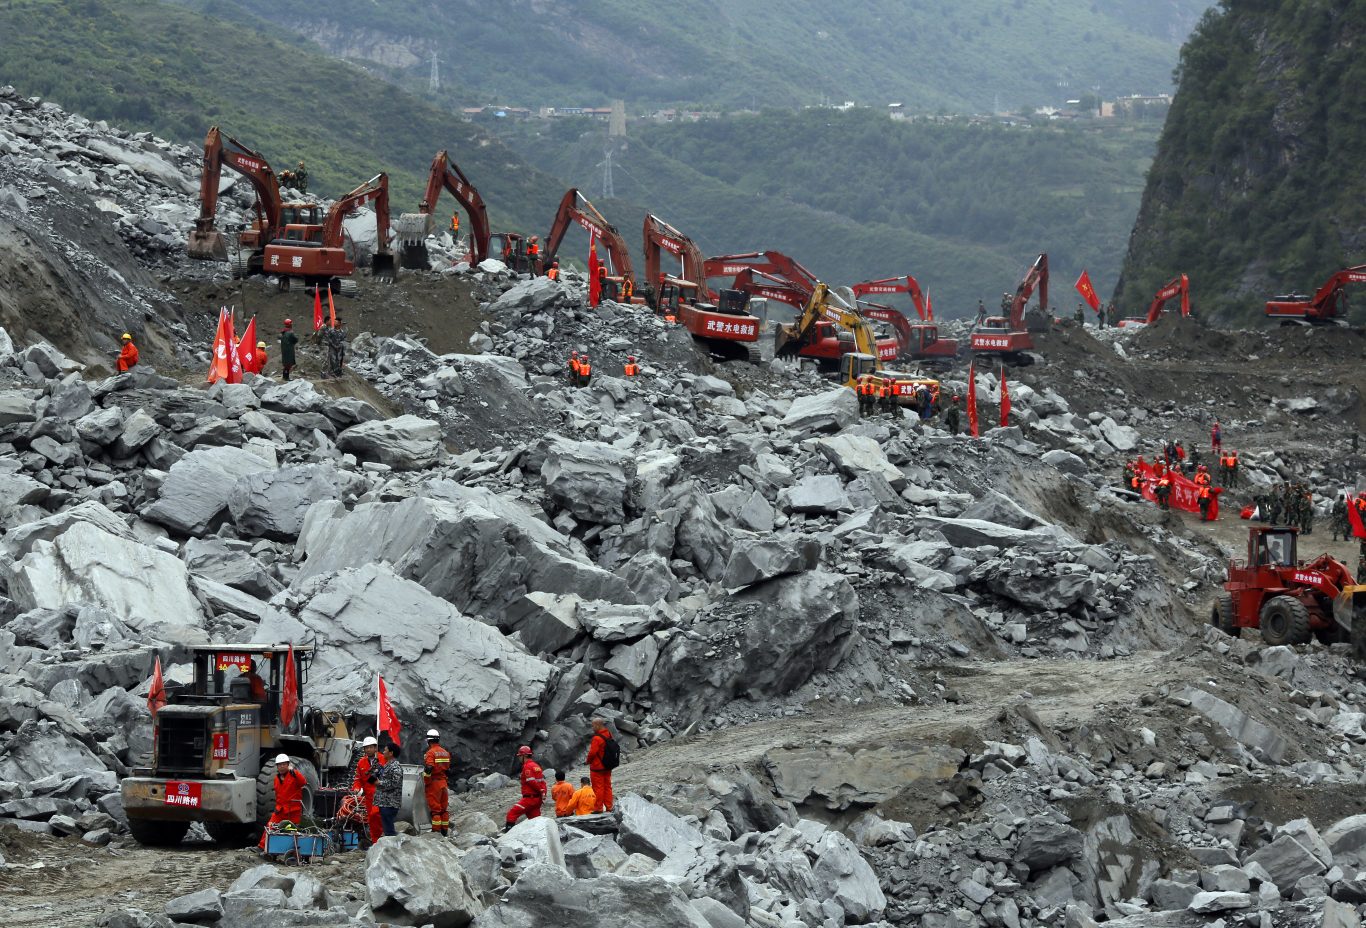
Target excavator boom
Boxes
[852,276,929,321]
[971,253,1047,361]
[187,126,285,262]
[397,151,491,269]
[703,251,821,298]
[643,213,709,298]
[1145,274,1191,325]
[542,189,634,284]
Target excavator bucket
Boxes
[371,251,397,282]
[1332,585,1366,661]
[187,227,228,262]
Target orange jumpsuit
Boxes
[587,730,614,812]
[570,784,598,815]
[551,780,575,817]
[117,341,139,372]
[352,753,386,844]
[423,743,451,833]
[258,768,307,849]
[505,758,545,824]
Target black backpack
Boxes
[600,735,621,770]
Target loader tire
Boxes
[128,817,190,847]
[256,755,320,829]
[1211,595,1237,636]
[205,822,255,847]
[1260,595,1312,646]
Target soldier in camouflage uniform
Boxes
[1332,495,1349,542]
[323,315,347,377]
[1301,486,1315,535]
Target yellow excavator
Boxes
[776,283,940,409]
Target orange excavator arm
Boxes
[643,213,710,298]
[731,268,808,308]
[852,276,929,321]
[414,151,490,265]
[1145,273,1190,324]
[703,251,820,299]
[322,174,395,280]
[1010,254,1049,330]
[187,126,284,260]
[542,189,634,283]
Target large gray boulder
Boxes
[650,571,858,721]
[812,830,887,924]
[471,863,710,928]
[366,834,484,927]
[721,536,821,588]
[1325,814,1366,870]
[0,722,106,781]
[258,563,552,757]
[1244,833,1327,889]
[1016,820,1086,871]
[143,446,274,536]
[782,475,852,515]
[1183,688,1289,764]
[540,439,631,525]
[336,415,441,470]
[4,521,206,632]
[817,434,905,489]
[227,463,346,540]
[617,794,706,861]
[294,490,634,627]
[782,388,857,433]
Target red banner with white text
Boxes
[1134,461,1221,519]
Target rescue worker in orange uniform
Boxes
[577,353,592,388]
[877,378,893,416]
[1155,471,1173,510]
[504,746,546,831]
[117,333,139,372]
[550,770,575,817]
[527,236,540,272]
[450,212,460,235]
[623,356,639,377]
[586,718,616,813]
[570,776,598,815]
[855,375,872,417]
[1194,464,1213,521]
[351,736,385,845]
[239,659,267,702]
[258,754,307,850]
[250,341,268,375]
[568,350,580,383]
[621,278,634,303]
[422,729,451,835]
[547,260,560,281]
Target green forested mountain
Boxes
[168,0,1209,113]
[491,110,1160,316]
[0,0,561,232]
[1116,0,1366,323]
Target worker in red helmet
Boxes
[1194,464,1214,521]
[504,745,545,831]
[623,355,639,377]
[280,319,299,382]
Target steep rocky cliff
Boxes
[1116,0,1366,322]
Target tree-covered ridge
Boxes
[1117,0,1366,323]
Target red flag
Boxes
[327,287,338,329]
[377,674,401,746]
[966,361,980,438]
[1075,270,1101,313]
[313,286,324,331]
[280,644,299,728]
[587,235,601,308]
[147,655,167,716]
[999,366,1011,427]
[206,307,234,383]
[226,310,243,384]
[1349,494,1366,540]
[238,316,258,375]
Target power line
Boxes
[428,52,441,95]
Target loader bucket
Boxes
[187,229,228,262]
[399,243,429,271]
[774,325,799,358]
[1332,586,1366,661]
[371,251,396,282]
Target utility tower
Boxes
[429,52,441,95]
[609,100,627,138]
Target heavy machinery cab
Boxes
[491,232,531,273]
[172,645,312,726]
[1246,527,1296,569]
[980,316,1009,330]
[840,352,879,383]
[657,276,697,316]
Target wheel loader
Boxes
[120,645,422,847]
[1212,525,1366,659]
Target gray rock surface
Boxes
[336,415,441,470]
[366,834,484,927]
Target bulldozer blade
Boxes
[371,252,397,282]
[187,230,228,262]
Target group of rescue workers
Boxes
[261,719,621,854]
[1256,482,1318,534]
[854,375,940,422]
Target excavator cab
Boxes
[490,233,529,272]
[716,289,751,316]
[839,352,879,385]
[1249,527,1297,569]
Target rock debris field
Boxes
[4,90,1366,928]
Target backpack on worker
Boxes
[600,736,621,770]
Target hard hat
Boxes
[517,745,532,756]
[361,736,378,747]
[121,332,131,340]
[284,318,293,326]
[256,341,266,349]
[426,729,439,738]
[627,355,636,361]
[275,754,291,765]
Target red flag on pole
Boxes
[238,316,258,375]
[967,361,980,438]
[377,674,401,746]
[1348,493,1366,540]
[206,307,234,383]
[1000,365,1011,427]
[147,655,167,717]
[226,309,244,384]
[313,286,324,331]
[280,644,299,728]
[587,235,601,307]
[1075,270,1102,313]
[327,287,338,329]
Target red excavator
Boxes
[395,150,490,269]
[1214,525,1366,649]
[851,276,958,362]
[1120,274,1191,327]
[1265,265,1366,326]
[541,189,637,300]
[261,173,396,293]
[971,253,1047,363]
[642,214,760,360]
[709,252,899,362]
[187,127,290,273]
